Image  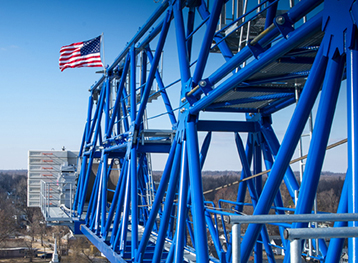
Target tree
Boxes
[0,192,17,244]
[68,236,109,263]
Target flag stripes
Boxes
[59,36,103,71]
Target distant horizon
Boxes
[0,169,346,175]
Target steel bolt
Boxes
[199,80,207,87]
[276,16,285,25]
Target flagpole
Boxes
[101,33,106,74]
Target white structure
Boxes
[50,238,59,263]
[27,150,78,207]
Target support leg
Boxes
[187,117,210,263]
[347,38,358,263]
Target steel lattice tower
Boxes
[68,0,358,262]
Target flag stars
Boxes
[81,36,101,56]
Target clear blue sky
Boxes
[0,0,348,173]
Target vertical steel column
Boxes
[347,38,358,262]
[92,153,104,233]
[118,163,131,254]
[240,46,328,262]
[186,118,209,263]
[129,44,138,259]
[110,160,128,246]
[152,142,182,263]
[130,146,138,258]
[101,153,109,234]
[254,145,263,263]
[105,76,110,133]
[174,141,189,263]
[72,155,87,211]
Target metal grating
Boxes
[207,30,324,113]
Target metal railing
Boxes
[229,213,358,263]
[40,180,74,222]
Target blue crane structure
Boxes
[69,0,358,262]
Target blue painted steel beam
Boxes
[186,118,210,263]
[259,122,299,200]
[101,153,109,235]
[91,0,170,91]
[106,54,130,138]
[347,35,358,262]
[192,0,226,85]
[236,135,253,213]
[199,131,212,169]
[325,175,349,263]
[146,48,177,126]
[291,54,345,261]
[240,44,328,262]
[197,120,259,132]
[81,225,127,263]
[293,55,344,219]
[104,159,127,239]
[129,44,138,259]
[196,0,234,62]
[152,141,182,263]
[135,9,172,128]
[190,12,323,115]
[135,140,177,262]
[174,141,189,263]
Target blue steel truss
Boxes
[70,0,358,262]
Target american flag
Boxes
[59,35,103,71]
